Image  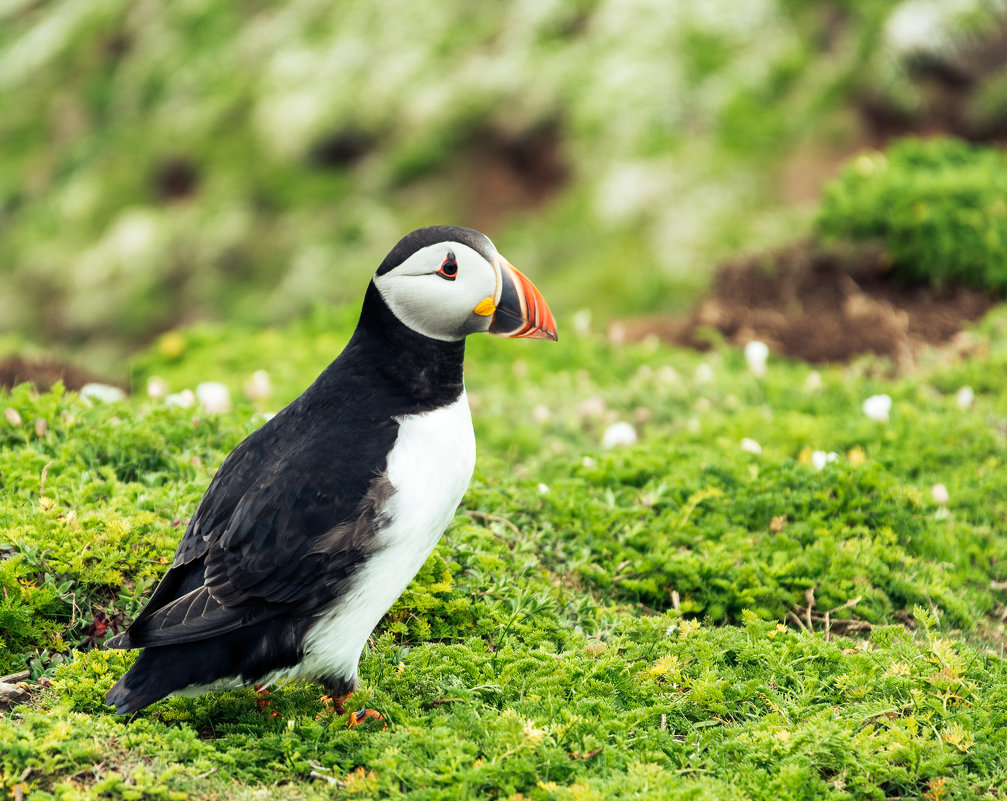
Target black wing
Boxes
[108,396,399,649]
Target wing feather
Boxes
[113,401,399,650]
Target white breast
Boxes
[296,391,476,685]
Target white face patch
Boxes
[373,241,500,341]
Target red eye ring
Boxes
[437,252,458,280]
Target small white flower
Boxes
[4,408,22,426]
[165,389,196,408]
[146,376,169,399]
[81,383,126,403]
[687,417,701,433]
[572,308,592,336]
[531,404,551,424]
[862,394,892,422]
[581,456,598,469]
[244,369,273,402]
[694,363,714,384]
[578,396,607,419]
[812,450,839,471]
[537,483,550,494]
[657,365,680,385]
[744,340,769,378]
[633,407,652,424]
[804,371,823,392]
[931,483,950,505]
[287,719,295,731]
[740,438,762,455]
[956,386,974,410]
[602,421,637,449]
[196,382,232,413]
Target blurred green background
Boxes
[3,0,1007,375]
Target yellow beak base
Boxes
[473,296,496,317]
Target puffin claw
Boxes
[348,708,386,729]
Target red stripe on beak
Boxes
[489,261,558,341]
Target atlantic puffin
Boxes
[105,225,556,715]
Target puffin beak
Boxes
[486,257,558,341]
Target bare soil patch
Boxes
[0,354,124,393]
[617,241,997,365]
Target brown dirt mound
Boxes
[0,354,123,393]
[617,241,997,365]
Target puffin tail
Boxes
[105,646,185,714]
[105,645,208,715]
[106,675,164,715]
[103,620,304,714]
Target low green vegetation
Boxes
[818,138,1007,294]
[4,304,1007,798]
[5,1,1007,796]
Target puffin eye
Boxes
[437,252,458,280]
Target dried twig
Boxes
[465,510,522,539]
[68,763,105,781]
[39,460,54,498]
[310,770,340,786]
[787,610,808,632]
[790,595,866,639]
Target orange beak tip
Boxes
[489,260,558,341]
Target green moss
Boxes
[6,307,1007,796]
[5,616,1007,799]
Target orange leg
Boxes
[254,684,278,716]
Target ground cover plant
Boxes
[818,138,1007,294]
[4,303,1007,799]
[6,3,1007,797]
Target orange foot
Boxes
[254,684,278,716]
[348,708,385,729]
[317,692,385,729]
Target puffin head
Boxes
[372,225,557,343]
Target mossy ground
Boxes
[4,305,1007,799]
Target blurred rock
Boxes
[0,681,30,710]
